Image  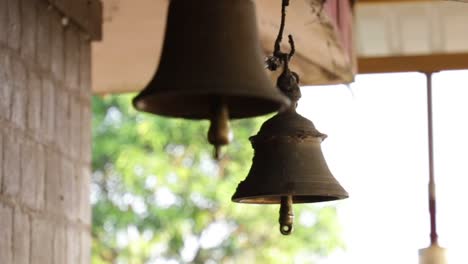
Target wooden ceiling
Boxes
[92,0,468,94]
[356,0,468,73]
[92,0,356,94]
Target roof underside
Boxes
[92,0,468,94]
[356,0,468,73]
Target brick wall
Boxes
[0,0,92,263]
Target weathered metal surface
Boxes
[132,0,291,159]
[232,58,347,205]
[133,0,290,120]
[231,108,349,205]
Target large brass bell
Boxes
[133,0,290,158]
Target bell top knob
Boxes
[251,109,327,145]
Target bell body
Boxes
[232,109,348,204]
[419,245,448,264]
[133,0,289,119]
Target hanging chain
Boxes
[265,0,302,107]
[266,0,294,72]
[266,0,302,236]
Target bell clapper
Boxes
[213,146,222,161]
[207,99,232,160]
[279,196,294,235]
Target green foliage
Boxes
[92,94,343,264]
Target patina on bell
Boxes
[232,107,349,202]
[232,107,349,234]
[133,0,290,158]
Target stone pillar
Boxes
[0,0,99,263]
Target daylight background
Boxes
[91,71,468,263]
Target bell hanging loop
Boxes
[132,0,290,157]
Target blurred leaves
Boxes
[92,94,343,264]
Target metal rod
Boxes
[426,72,438,245]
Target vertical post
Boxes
[0,1,100,263]
[426,72,438,246]
[419,73,448,264]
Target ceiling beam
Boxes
[357,0,436,3]
[358,53,468,73]
[357,0,468,3]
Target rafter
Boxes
[358,53,468,73]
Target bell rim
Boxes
[133,90,290,120]
[232,178,349,204]
[231,192,349,204]
[132,0,291,119]
[249,134,327,144]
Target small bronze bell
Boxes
[233,38,348,234]
[133,0,290,158]
[231,108,348,203]
[232,107,349,234]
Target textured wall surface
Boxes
[356,1,468,56]
[0,0,92,263]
